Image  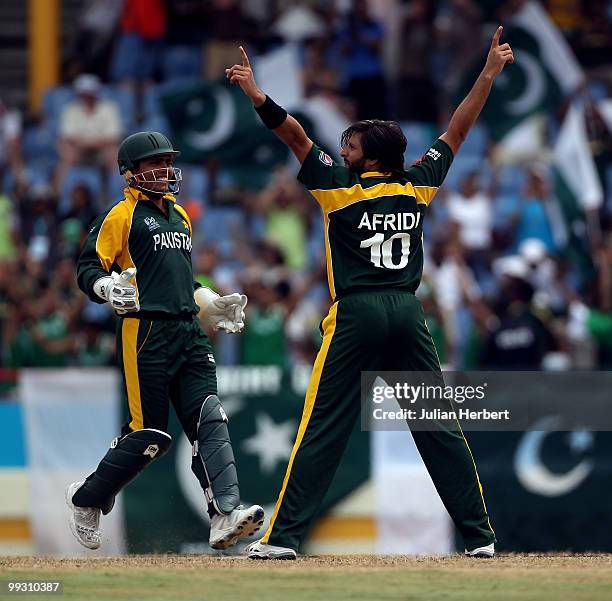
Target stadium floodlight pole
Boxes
[226,29,514,561]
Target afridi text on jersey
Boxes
[297,139,453,300]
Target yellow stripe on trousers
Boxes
[428,326,494,537]
[455,418,496,536]
[261,302,339,544]
[122,318,143,431]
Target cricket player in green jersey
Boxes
[66,131,264,550]
[227,27,514,559]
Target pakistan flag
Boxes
[459,1,603,277]
[121,366,369,554]
[461,1,584,141]
[161,81,322,189]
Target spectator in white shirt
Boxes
[428,240,483,367]
[55,74,122,192]
[447,171,493,281]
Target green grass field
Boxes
[2,555,612,601]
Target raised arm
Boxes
[440,26,514,155]
[226,46,313,164]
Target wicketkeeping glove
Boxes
[195,288,247,333]
[93,268,139,314]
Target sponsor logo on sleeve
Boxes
[318,151,333,166]
[425,148,441,161]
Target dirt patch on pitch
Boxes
[3,553,612,572]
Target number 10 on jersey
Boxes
[360,233,411,270]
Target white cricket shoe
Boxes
[465,542,495,557]
[65,481,102,550]
[209,505,265,550]
[245,539,297,560]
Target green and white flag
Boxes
[121,366,369,554]
[465,1,584,142]
[554,102,603,212]
[160,46,348,189]
[550,100,603,281]
[458,3,603,269]
[161,82,292,189]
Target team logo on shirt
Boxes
[182,220,189,230]
[144,216,160,231]
[318,151,333,166]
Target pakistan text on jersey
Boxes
[358,212,422,231]
[152,231,192,252]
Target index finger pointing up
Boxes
[491,25,503,48]
[239,45,250,68]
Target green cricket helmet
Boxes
[118,131,182,194]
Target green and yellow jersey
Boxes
[298,139,453,300]
[77,186,200,315]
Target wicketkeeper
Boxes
[66,131,264,550]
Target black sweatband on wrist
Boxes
[254,95,288,129]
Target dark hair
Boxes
[340,120,407,176]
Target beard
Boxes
[344,156,368,174]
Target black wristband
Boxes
[254,95,287,129]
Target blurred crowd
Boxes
[1,0,612,384]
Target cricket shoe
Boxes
[209,505,265,550]
[65,481,102,550]
[245,540,297,560]
[465,542,495,557]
